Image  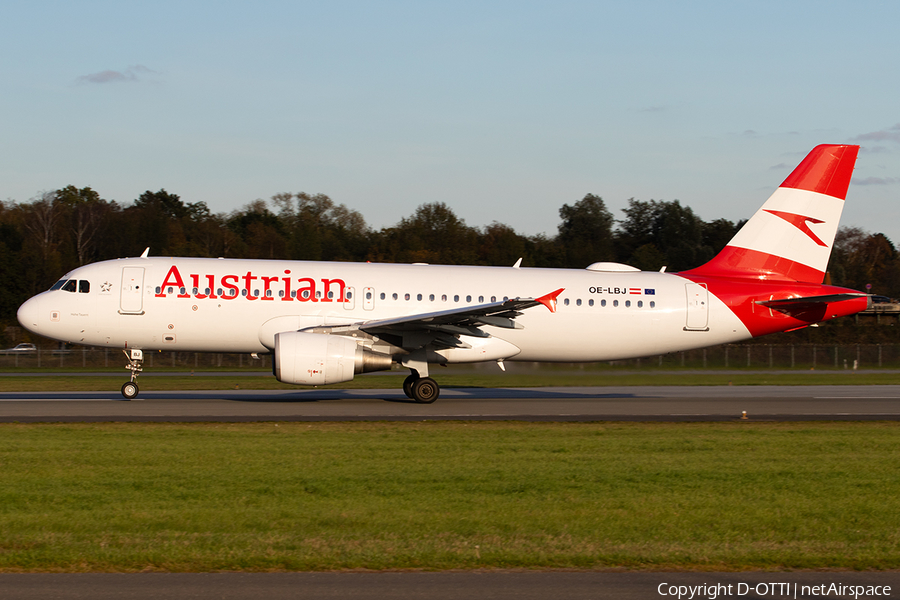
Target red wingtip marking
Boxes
[536,288,565,313]
[779,144,859,200]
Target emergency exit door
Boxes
[684,283,709,331]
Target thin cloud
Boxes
[853,176,899,186]
[852,124,900,144]
[75,65,158,85]
[769,162,792,171]
[860,145,891,154]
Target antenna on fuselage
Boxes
[140,248,150,259]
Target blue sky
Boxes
[2,1,899,244]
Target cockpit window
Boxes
[50,280,67,291]
[61,280,77,293]
[79,280,90,294]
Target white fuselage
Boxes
[18,257,752,362]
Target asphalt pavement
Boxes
[1,385,898,422]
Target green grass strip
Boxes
[0,422,899,572]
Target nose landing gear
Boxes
[121,349,144,400]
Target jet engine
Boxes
[273,331,393,385]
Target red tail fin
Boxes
[684,145,859,283]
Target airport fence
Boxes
[2,344,900,371]
[631,343,899,370]
[0,347,271,370]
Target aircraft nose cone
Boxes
[17,296,43,335]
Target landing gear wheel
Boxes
[410,377,440,404]
[122,349,144,401]
[402,374,418,399]
[121,381,139,400]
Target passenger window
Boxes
[491,296,496,302]
[613,300,619,307]
[417,294,423,301]
[62,280,77,293]
[589,299,594,307]
[442,294,447,302]
[466,295,472,303]
[429,294,434,301]
[576,299,582,306]
[346,291,352,299]
[564,298,570,306]
[625,300,631,307]
[380,293,386,300]
[454,295,459,302]
[392,293,398,300]
[637,300,643,308]
[404,293,410,301]
[79,280,90,293]
[601,299,606,307]
[366,292,372,300]
[650,301,656,308]
[478,296,484,303]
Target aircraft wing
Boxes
[359,288,564,340]
[303,288,564,351]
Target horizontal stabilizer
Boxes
[756,293,869,308]
[756,293,870,322]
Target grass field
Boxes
[1,421,898,572]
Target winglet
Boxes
[536,288,564,313]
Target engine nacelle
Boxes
[273,331,392,385]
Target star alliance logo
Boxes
[100,281,112,293]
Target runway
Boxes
[1,385,899,422]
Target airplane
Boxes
[17,144,870,403]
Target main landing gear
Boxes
[403,373,440,404]
[121,349,144,400]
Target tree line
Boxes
[2,186,899,346]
